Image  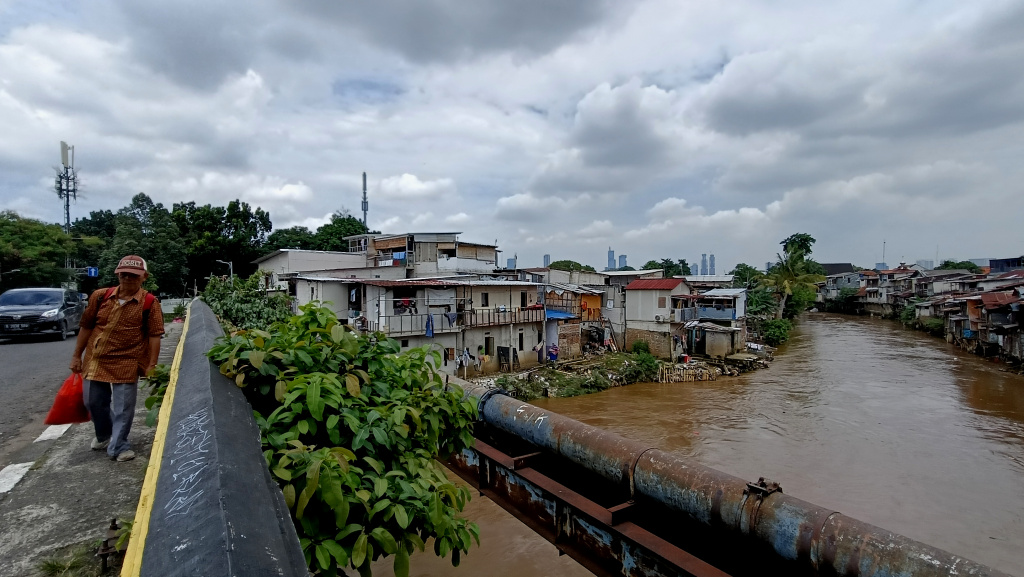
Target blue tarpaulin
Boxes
[545,310,577,320]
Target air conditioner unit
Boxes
[654,314,666,323]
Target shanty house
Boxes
[624,278,691,358]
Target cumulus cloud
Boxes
[2,0,1023,273]
[377,174,456,200]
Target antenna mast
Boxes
[361,172,368,227]
[55,141,79,270]
[55,141,78,235]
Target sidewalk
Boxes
[0,321,185,577]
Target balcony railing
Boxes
[360,307,545,336]
[673,308,698,322]
[697,307,737,320]
[463,307,545,327]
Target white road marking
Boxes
[0,462,33,493]
[34,424,72,443]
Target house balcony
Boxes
[360,307,545,336]
[672,308,698,322]
[697,306,737,320]
[437,256,497,273]
[464,307,545,327]
[546,302,602,322]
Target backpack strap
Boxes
[100,288,156,335]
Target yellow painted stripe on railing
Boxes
[120,301,194,577]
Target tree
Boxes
[760,244,825,319]
[935,260,982,274]
[0,211,75,291]
[616,265,636,271]
[780,233,816,257]
[265,226,317,252]
[312,210,370,252]
[803,258,826,276]
[640,259,689,276]
[172,199,273,292]
[549,259,596,272]
[100,193,188,294]
[729,263,763,289]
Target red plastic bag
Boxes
[44,373,90,425]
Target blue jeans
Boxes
[85,380,138,458]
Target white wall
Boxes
[626,290,673,322]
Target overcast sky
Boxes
[2,0,1023,271]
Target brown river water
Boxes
[376,313,1024,576]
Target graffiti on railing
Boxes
[163,408,212,519]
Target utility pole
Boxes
[361,172,368,227]
[55,141,79,271]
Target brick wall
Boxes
[624,328,672,359]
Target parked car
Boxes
[0,288,87,341]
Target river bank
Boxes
[483,342,771,401]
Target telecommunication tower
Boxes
[55,141,78,235]
[361,172,369,227]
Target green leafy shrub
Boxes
[620,352,660,384]
[142,364,172,427]
[207,303,478,576]
[630,340,650,354]
[172,300,188,319]
[203,271,293,330]
[761,319,793,346]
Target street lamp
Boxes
[0,267,20,283]
[215,260,234,282]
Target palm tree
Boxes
[760,250,825,319]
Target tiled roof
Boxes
[625,279,687,290]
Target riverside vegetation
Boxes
[204,281,480,577]
[494,341,661,401]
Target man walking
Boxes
[70,255,164,462]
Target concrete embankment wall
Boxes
[121,300,307,577]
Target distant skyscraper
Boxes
[709,254,716,275]
[607,247,615,271]
[618,254,627,269]
[766,261,772,272]
[543,254,551,267]
[915,259,934,270]
[700,254,708,276]
[875,262,888,271]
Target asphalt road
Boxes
[0,334,78,467]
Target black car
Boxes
[0,288,87,341]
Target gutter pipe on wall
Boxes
[457,382,1009,577]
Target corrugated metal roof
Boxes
[602,269,662,276]
[625,279,688,290]
[701,288,746,297]
[681,275,734,282]
[545,282,604,295]
[981,292,1019,309]
[995,270,1024,280]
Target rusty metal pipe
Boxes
[463,386,1011,577]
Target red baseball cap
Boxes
[115,255,148,275]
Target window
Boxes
[481,292,490,307]
[518,331,524,351]
[521,291,527,308]
[658,296,667,308]
[401,339,409,348]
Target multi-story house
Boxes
[288,276,545,375]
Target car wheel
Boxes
[56,321,69,341]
